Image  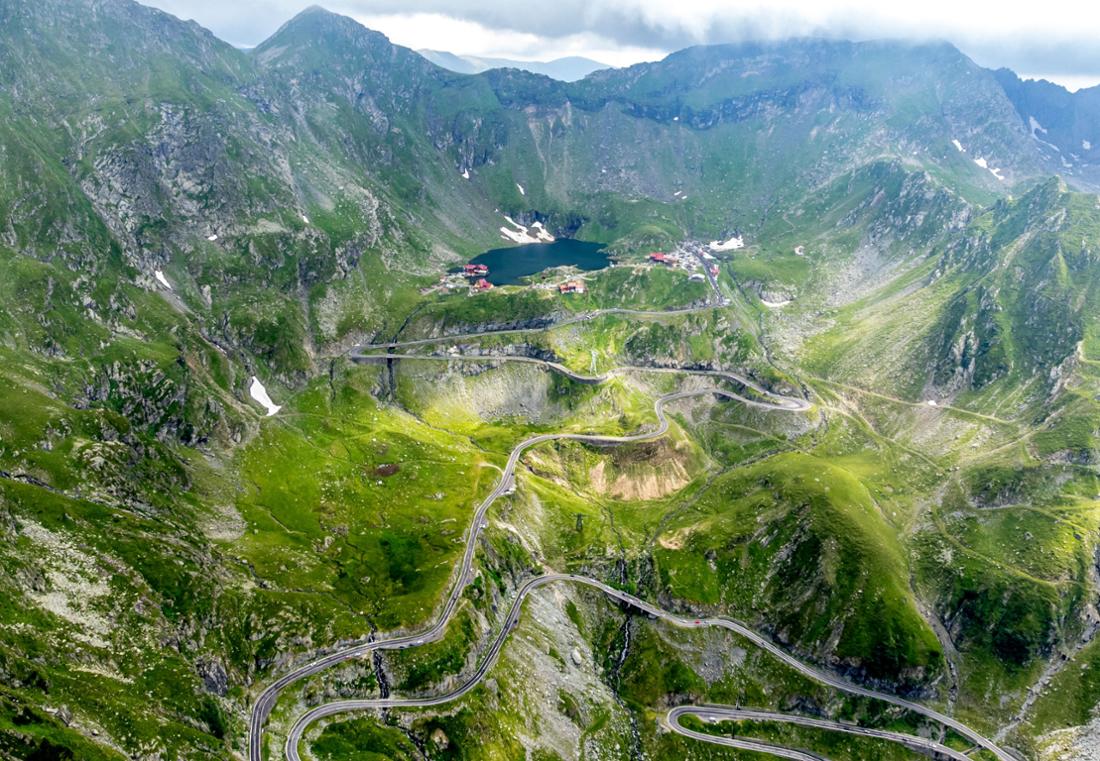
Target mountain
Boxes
[418,49,610,81]
[3,1,1100,760]
[993,68,1100,173]
[415,47,481,74]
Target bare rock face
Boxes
[82,359,222,446]
[1038,716,1100,761]
[16,564,48,595]
[0,497,18,538]
[196,656,229,696]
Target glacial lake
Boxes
[468,239,610,285]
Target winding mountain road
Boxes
[667,706,975,760]
[248,351,1015,761]
[249,372,800,760]
[351,350,807,410]
[355,304,720,352]
[282,571,1014,761]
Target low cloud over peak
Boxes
[145,0,1100,89]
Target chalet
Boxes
[464,263,489,276]
[559,281,586,294]
[649,252,671,265]
[474,278,494,291]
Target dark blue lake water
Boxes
[468,239,610,285]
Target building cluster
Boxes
[422,262,496,295]
[648,248,718,278]
[648,249,706,269]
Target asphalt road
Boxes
[664,715,830,761]
[281,573,1014,761]
[351,352,810,412]
[249,351,1013,761]
[353,304,722,352]
[248,371,797,760]
[688,246,729,306]
[667,706,975,760]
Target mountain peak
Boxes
[254,4,400,67]
[259,4,384,45]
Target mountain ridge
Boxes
[2,1,1100,760]
[417,49,610,82]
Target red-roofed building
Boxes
[473,278,494,291]
[649,252,670,264]
[464,263,489,276]
[559,280,586,294]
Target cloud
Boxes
[144,0,1100,88]
[351,12,664,66]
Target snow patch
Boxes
[529,221,554,242]
[952,139,965,153]
[500,216,554,244]
[1028,117,1063,153]
[154,270,171,290]
[301,214,310,224]
[708,235,744,252]
[249,377,281,417]
[516,183,525,196]
[973,157,1005,181]
[461,168,470,179]
[761,298,790,308]
[207,234,218,242]
[926,400,938,407]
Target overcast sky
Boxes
[146,0,1100,91]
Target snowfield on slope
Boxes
[500,216,554,244]
[973,157,1005,181]
[708,235,744,252]
[249,377,281,416]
